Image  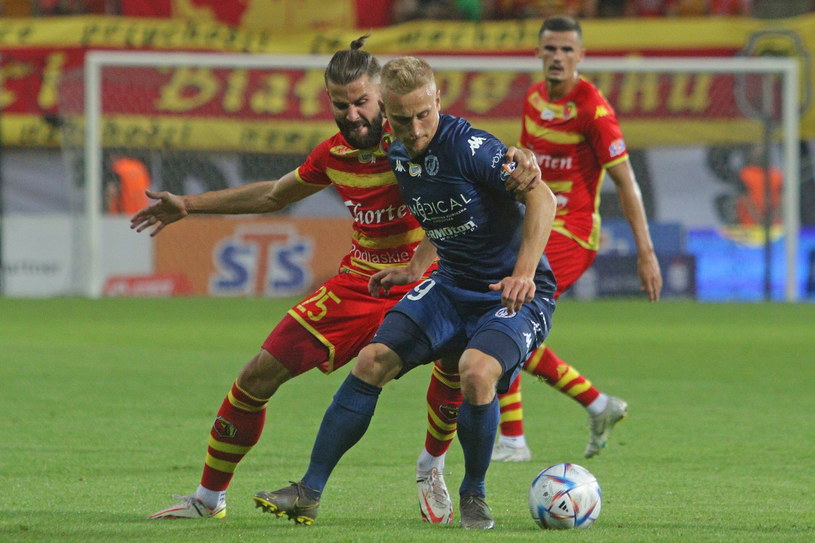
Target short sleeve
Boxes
[295,140,333,187]
[462,128,510,192]
[584,96,628,168]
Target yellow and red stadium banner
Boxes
[0,14,813,149]
[120,0,358,33]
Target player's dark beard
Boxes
[338,112,384,150]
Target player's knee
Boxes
[459,350,501,404]
[237,350,291,399]
[353,343,402,386]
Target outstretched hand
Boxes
[488,275,536,314]
[130,190,188,237]
[503,147,542,193]
[368,266,416,297]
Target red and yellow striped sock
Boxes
[200,381,268,491]
[497,374,525,437]
[524,346,600,407]
[424,362,462,457]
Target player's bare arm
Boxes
[503,146,543,192]
[369,237,437,297]
[130,170,324,237]
[607,160,663,302]
[489,183,557,313]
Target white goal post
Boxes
[81,51,801,300]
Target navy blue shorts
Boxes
[371,275,555,393]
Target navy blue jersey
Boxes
[389,114,556,295]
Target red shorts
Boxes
[546,231,597,298]
[262,272,416,377]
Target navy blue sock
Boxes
[457,396,499,497]
[302,373,381,494]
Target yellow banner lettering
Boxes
[157,67,219,112]
[618,72,659,113]
[294,70,325,117]
[223,69,248,113]
[667,73,712,113]
[250,73,290,114]
[38,52,67,110]
[436,70,465,110]
[466,72,516,114]
[0,60,33,109]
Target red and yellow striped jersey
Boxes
[520,77,628,251]
[295,129,426,278]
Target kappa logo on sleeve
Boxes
[467,135,486,155]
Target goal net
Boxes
[57,51,802,300]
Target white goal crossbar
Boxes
[83,51,801,300]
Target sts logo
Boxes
[209,224,313,297]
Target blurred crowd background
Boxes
[3,0,813,22]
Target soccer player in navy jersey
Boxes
[254,56,558,530]
[419,16,663,485]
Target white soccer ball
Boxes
[529,463,602,529]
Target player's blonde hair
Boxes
[381,56,435,95]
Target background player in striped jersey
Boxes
[417,15,663,495]
[494,14,662,460]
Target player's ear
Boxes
[379,98,387,117]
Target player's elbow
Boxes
[260,184,289,213]
[261,197,288,213]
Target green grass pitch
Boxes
[1,297,813,542]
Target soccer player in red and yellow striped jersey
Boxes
[134,36,433,520]
[419,16,663,472]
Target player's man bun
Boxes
[325,33,381,86]
[350,33,371,51]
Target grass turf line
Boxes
[0,298,813,542]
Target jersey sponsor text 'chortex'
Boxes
[343,200,409,225]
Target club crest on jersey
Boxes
[424,154,439,176]
[494,307,516,318]
[408,162,422,177]
[540,101,577,121]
